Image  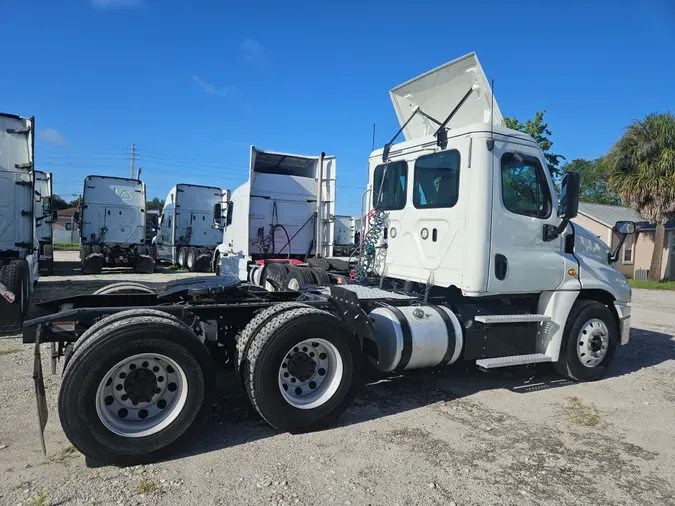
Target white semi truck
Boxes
[78,175,155,274]
[34,170,56,275]
[153,184,228,272]
[24,53,633,466]
[0,112,40,334]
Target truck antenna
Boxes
[371,123,376,152]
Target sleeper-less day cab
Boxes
[23,53,633,465]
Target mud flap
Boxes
[135,254,156,274]
[0,283,21,335]
[33,332,48,456]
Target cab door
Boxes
[487,144,566,293]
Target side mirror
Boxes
[608,221,636,264]
[213,203,222,223]
[226,201,233,226]
[557,172,581,219]
[614,221,635,235]
[51,210,58,222]
[73,211,80,224]
[41,196,52,213]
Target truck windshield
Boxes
[373,161,407,211]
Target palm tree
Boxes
[606,113,675,281]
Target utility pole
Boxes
[129,143,136,179]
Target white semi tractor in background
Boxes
[153,183,228,272]
[25,52,634,466]
[34,170,56,275]
[0,112,40,334]
[78,175,155,274]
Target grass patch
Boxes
[53,242,80,251]
[0,346,21,356]
[29,486,47,506]
[563,396,600,427]
[136,480,158,494]
[628,279,675,291]
[167,265,189,272]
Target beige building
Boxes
[572,203,675,280]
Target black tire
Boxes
[59,315,214,466]
[327,258,349,272]
[177,247,188,269]
[93,282,156,295]
[81,245,103,275]
[63,309,189,372]
[307,258,331,271]
[0,260,28,318]
[235,302,312,376]
[309,267,331,285]
[186,248,198,272]
[213,251,221,276]
[242,306,359,432]
[283,265,315,290]
[554,300,618,382]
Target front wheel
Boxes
[59,315,214,466]
[554,300,618,381]
[242,306,360,432]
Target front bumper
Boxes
[614,301,631,345]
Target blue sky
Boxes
[2,0,674,215]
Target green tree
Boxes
[504,110,565,177]
[606,112,675,281]
[146,197,165,211]
[50,194,70,211]
[562,158,621,205]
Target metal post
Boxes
[315,152,325,258]
[129,144,136,179]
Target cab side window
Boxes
[373,161,408,211]
[501,153,551,218]
[413,150,460,209]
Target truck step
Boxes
[474,314,550,324]
[476,353,552,369]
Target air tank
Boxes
[368,305,463,372]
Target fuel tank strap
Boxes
[428,305,456,367]
[387,306,413,371]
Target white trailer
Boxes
[153,184,228,272]
[214,146,337,287]
[78,175,155,274]
[0,112,39,334]
[25,53,634,466]
[34,171,56,275]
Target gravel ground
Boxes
[1,251,674,506]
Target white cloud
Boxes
[240,39,265,68]
[91,0,144,8]
[192,76,238,99]
[39,129,68,146]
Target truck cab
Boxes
[363,53,632,370]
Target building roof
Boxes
[577,203,646,228]
[57,207,79,217]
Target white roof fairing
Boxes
[390,52,503,141]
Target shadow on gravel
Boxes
[156,326,674,465]
[50,259,183,277]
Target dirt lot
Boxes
[1,251,674,506]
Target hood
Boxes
[389,52,503,141]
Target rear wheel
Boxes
[261,263,289,291]
[93,282,155,295]
[0,260,28,318]
[213,251,221,276]
[187,248,198,272]
[59,315,214,466]
[554,300,618,381]
[242,307,359,432]
[283,266,315,290]
[309,267,331,285]
[177,247,187,269]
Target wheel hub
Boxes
[124,369,157,404]
[577,318,609,368]
[287,352,316,382]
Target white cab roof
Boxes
[390,52,503,141]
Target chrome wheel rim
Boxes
[187,253,194,269]
[286,278,300,290]
[178,249,185,266]
[96,353,188,437]
[577,319,609,368]
[278,338,343,409]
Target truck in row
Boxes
[24,53,634,467]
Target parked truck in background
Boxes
[24,53,634,466]
[79,175,155,274]
[34,170,56,275]
[154,184,228,272]
[0,112,39,333]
